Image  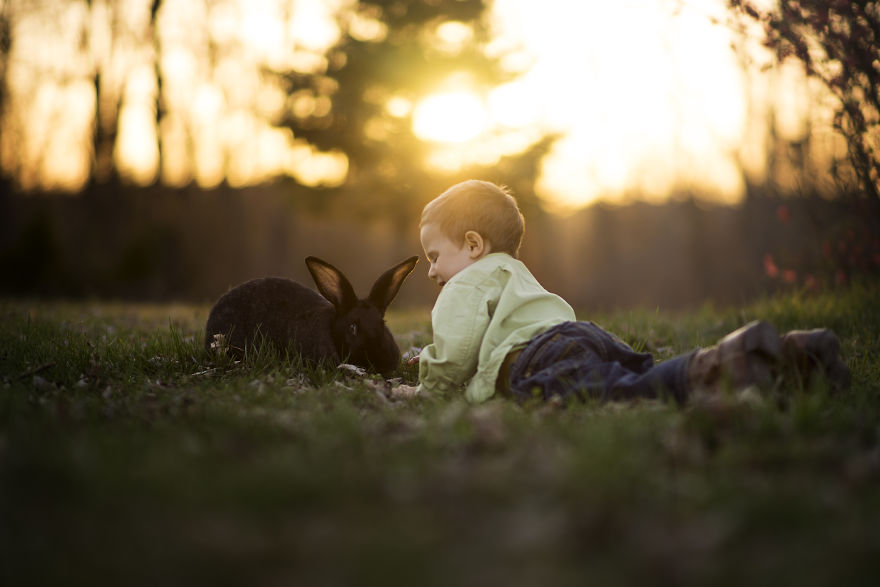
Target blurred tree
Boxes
[149,0,164,188]
[85,0,121,187]
[729,0,880,201]
[0,0,12,200]
[273,0,550,222]
[1,0,556,214]
[79,0,166,190]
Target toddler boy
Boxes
[398,180,849,404]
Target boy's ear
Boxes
[464,230,489,259]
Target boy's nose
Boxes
[427,264,437,279]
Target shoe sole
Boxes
[782,329,850,393]
[782,329,840,366]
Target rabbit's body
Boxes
[205,277,339,364]
[205,256,419,375]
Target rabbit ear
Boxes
[368,256,419,314]
[305,257,358,310]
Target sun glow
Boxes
[404,0,777,210]
[412,91,488,143]
[484,0,759,210]
[2,0,822,207]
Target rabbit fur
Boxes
[205,255,419,374]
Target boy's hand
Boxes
[403,346,422,365]
[390,384,420,399]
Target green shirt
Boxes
[418,253,576,403]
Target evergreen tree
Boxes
[275,0,554,219]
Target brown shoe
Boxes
[688,321,781,394]
[781,329,850,393]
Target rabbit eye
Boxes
[348,323,358,337]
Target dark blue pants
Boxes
[508,321,693,405]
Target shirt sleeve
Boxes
[417,279,491,395]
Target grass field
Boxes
[2,285,879,587]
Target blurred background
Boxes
[0,0,878,309]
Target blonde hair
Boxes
[420,180,525,258]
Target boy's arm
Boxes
[417,282,490,395]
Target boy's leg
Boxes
[507,321,691,404]
[507,320,849,405]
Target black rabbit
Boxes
[205,256,419,375]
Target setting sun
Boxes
[412,91,488,143]
[401,0,782,210]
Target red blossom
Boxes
[776,204,790,223]
[764,254,780,278]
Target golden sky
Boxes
[0,0,835,209]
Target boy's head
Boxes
[421,180,524,257]
[419,180,525,286]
